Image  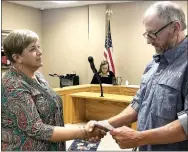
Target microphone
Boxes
[88,56,98,74]
[88,56,104,97]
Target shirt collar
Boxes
[99,72,110,77]
[153,54,161,63]
[153,35,188,64]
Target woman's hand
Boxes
[84,120,108,141]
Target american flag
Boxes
[104,20,115,74]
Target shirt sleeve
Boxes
[130,62,153,112]
[130,88,143,112]
[5,88,55,141]
[110,71,115,77]
[177,74,188,137]
[91,74,98,84]
[177,110,188,137]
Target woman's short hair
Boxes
[98,60,109,73]
[3,29,39,63]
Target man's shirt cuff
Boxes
[177,111,188,136]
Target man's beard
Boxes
[154,35,177,55]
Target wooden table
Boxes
[53,84,139,129]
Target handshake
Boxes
[83,120,114,141]
[82,120,140,149]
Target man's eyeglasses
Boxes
[143,21,175,40]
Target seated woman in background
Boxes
[91,60,115,84]
[1,30,105,151]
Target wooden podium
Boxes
[53,84,139,130]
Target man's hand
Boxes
[110,126,143,149]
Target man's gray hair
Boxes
[144,1,186,30]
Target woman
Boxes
[91,60,115,84]
[1,30,105,151]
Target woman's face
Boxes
[19,40,43,70]
[101,64,108,74]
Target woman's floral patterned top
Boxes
[1,67,66,151]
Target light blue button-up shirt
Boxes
[131,36,188,151]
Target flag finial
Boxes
[106,9,113,20]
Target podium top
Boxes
[70,92,133,103]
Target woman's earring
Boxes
[18,64,23,70]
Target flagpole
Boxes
[105,8,116,73]
[105,9,113,37]
[105,9,112,51]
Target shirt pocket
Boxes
[154,78,181,120]
[138,76,150,102]
[141,63,158,85]
[140,70,155,101]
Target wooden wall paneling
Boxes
[72,97,86,123]
[122,87,139,96]
[85,99,129,121]
[106,86,120,94]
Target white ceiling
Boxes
[8,1,133,10]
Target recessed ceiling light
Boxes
[52,1,78,4]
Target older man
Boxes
[86,1,188,151]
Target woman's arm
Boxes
[50,126,105,142]
[110,71,115,77]
[91,74,98,84]
[4,88,104,142]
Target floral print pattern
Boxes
[1,67,65,151]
